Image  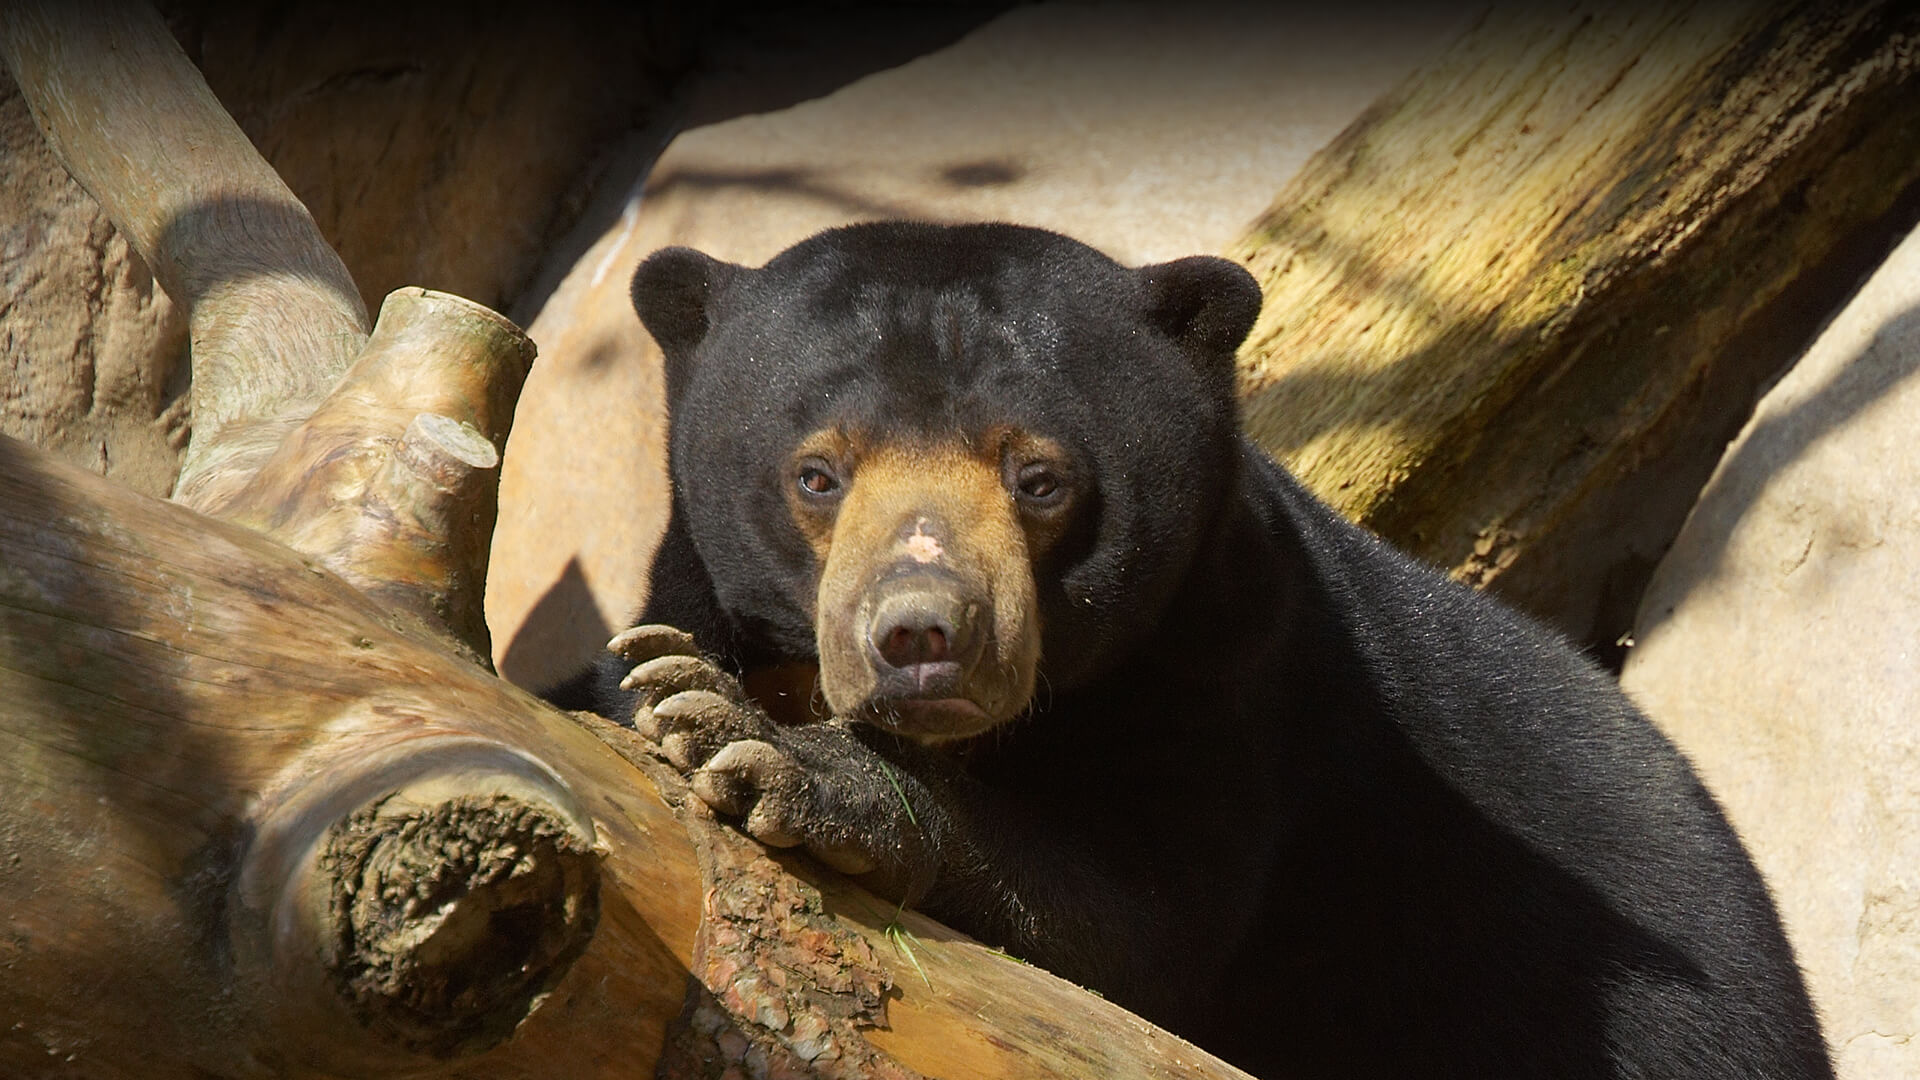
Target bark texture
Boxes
[1230,0,1920,652]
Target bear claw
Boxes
[606,623,701,665]
[619,653,742,702]
[603,622,916,886]
[696,739,807,841]
[645,689,757,767]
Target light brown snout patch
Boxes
[810,443,1040,738]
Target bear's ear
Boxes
[631,246,740,396]
[1136,255,1263,362]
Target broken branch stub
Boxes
[0,3,540,663]
[222,287,537,664]
[0,0,370,507]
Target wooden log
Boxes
[1,10,1253,1068]
[1228,0,1920,653]
[25,0,1911,1073]
[0,1,536,663]
[0,434,691,1077]
[219,285,537,665]
[0,0,370,512]
[0,435,1250,1078]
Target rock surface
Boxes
[178,1,698,317]
[0,71,187,498]
[1621,223,1920,1079]
[487,1,1476,685]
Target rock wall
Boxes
[172,1,699,318]
[1621,223,1920,1080]
[0,70,187,498]
[486,1,1476,685]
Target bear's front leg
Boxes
[610,625,939,893]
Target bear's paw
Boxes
[612,625,933,887]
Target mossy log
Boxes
[0,2,1250,1077]
[1230,0,1920,652]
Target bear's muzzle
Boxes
[809,444,1039,742]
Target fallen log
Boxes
[0,435,692,1076]
[0,2,1253,1076]
[0,432,1251,1078]
[10,0,1912,1073]
[1230,0,1920,656]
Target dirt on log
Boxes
[1229,0,1920,658]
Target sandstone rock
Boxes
[488,1,1474,685]
[178,0,698,317]
[1621,222,1920,1079]
[0,71,187,498]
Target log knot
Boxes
[318,791,601,1057]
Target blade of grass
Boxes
[875,758,919,828]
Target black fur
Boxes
[549,222,1831,1079]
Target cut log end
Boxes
[238,740,609,1073]
[397,412,503,484]
[317,790,601,1058]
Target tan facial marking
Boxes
[903,519,945,564]
[784,427,864,564]
[810,441,1041,736]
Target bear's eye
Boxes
[796,462,841,499]
[1014,463,1063,504]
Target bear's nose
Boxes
[877,617,950,668]
[866,587,983,698]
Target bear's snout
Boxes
[865,576,987,701]
[808,442,1040,742]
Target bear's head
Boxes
[634,222,1260,743]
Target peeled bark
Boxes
[1229,0,1920,652]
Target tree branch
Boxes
[0,0,370,509]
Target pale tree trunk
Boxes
[1230,0,1920,656]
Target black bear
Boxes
[548,221,1831,1079]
